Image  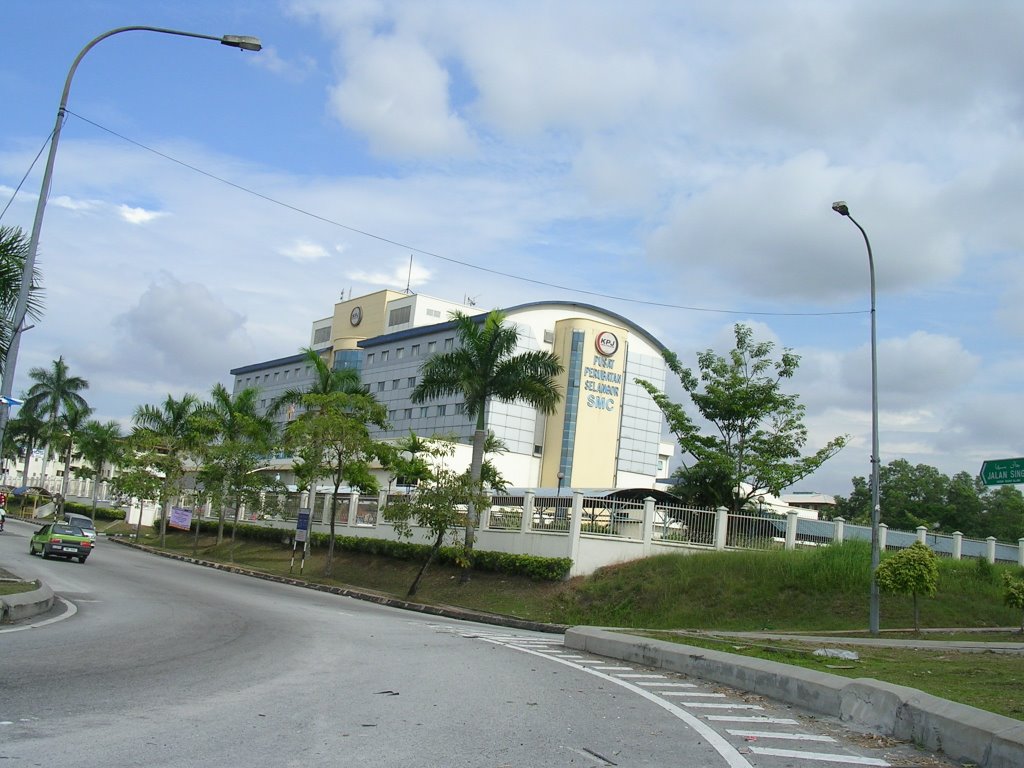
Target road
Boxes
[1,521,954,768]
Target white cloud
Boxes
[117,205,166,225]
[279,239,330,263]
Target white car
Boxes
[61,513,98,544]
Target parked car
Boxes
[61,512,98,544]
[29,523,93,563]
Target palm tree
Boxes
[132,394,203,546]
[411,310,563,572]
[269,347,363,421]
[22,356,89,485]
[198,383,276,545]
[0,225,44,378]
[78,419,124,521]
[5,409,46,487]
[54,401,94,505]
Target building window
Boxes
[380,350,389,362]
[419,406,430,418]
[388,306,412,326]
[389,410,397,420]
[366,353,374,365]
[396,347,405,359]
[273,372,279,381]
[455,402,466,414]
[444,338,454,350]
[392,379,400,390]
[427,341,437,353]
[403,408,412,419]
[437,404,447,416]
[411,344,420,356]
[407,377,416,387]
[377,381,385,392]
[426,308,441,318]
[313,326,330,344]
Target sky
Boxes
[2,0,1022,498]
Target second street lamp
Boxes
[832,200,882,636]
[0,26,261,455]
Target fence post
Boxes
[953,531,963,560]
[1018,539,1024,568]
[785,510,798,550]
[346,492,358,527]
[522,490,534,533]
[878,523,888,552]
[714,507,728,550]
[834,517,845,544]
[642,497,655,554]
[567,491,584,566]
[987,536,996,564]
[916,525,928,545]
[478,494,490,530]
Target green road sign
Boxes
[980,457,1024,486]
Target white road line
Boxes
[638,682,696,688]
[662,692,726,698]
[681,703,765,710]
[617,674,666,679]
[589,666,634,671]
[707,715,799,724]
[749,746,889,766]
[727,729,836,742]
[480,638,755,768]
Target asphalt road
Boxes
[1,523,956,768]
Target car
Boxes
[61,512,98,544]
[29,523,93,563]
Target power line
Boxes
[62,109,865,319]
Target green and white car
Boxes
[29,523,94,563]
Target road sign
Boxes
[980,457,1024,486]
[295,508,311,543]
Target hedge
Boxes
[187,519,572,581]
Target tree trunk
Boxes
[89,460,102,522]
[325,485,340,577]
[913,592,920,633]
[20,443,31,487]
[408,530,445,597]
[460,421,487,584]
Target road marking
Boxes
[662,692,726,698]
[680,702,764,710]
[479,638,755,768]
[727,729,836,742]
[617,674,666,679]
[638,682,696,688]
[588,666,634,671]
[749,746,889,766]
[707,715,799,724]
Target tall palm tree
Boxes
[0,225,44,378]
[411,310,563,569]
[269,347,364,420]
[198,383,276,545]
[5,409,46,487]
[22,356,89,485]
[78,419,124,521]
[54,401,94,504]
[132,393,203,547]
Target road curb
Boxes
[0,580,54,623]
[106,536,568,635]
[565,626,1024,768]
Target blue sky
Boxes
[3,0,1023,497]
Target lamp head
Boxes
[832,201,850,216]
[221,35,262,51]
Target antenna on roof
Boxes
[465,295,477,307]
[404,254,414,294]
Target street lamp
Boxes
[832,200,882,636]
[0,25,261,456]
[556,471,565,497]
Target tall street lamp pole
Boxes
[0,26,261,455]
[832,200,882,636]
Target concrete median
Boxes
[0,580,53,623]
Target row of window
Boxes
[240,365,312,389]
[366,337,454,366]
[387,402,466,421]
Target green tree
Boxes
[4,409,46,487]
[53,401,94,505]
[411,310,563,574]
[0,225,44,377]
[982,485,1024,543]
[1001,571,1024,633]
[283,390,390,576]
[383,440,491,597]
[637,324,846,512]
[875,542,939,632]
[839,460,954,533]
[269,347,363,421]
[77,419,125,522]
[945,471,986,538]
[196,383,277,546]
[132,394,204,547]
[22,356,89,483]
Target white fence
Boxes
[246,489,1024,578]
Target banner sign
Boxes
[295,508,311,543]
[169,506,193,531]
